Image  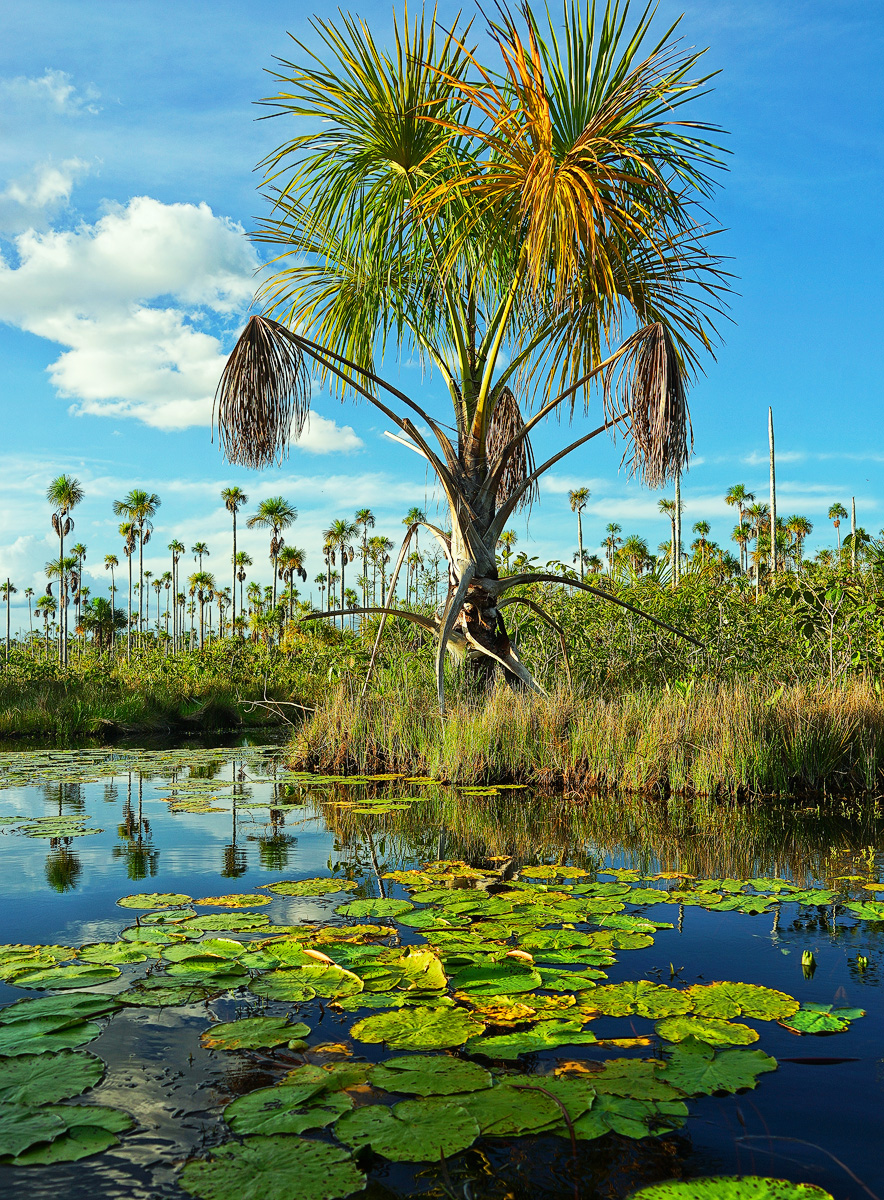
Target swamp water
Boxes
[0,746,882,1200]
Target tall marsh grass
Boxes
[290,678,884,797]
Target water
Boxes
[0,744,882,1200]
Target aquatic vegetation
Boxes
[628,1181,833,1199]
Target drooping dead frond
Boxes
[485,386,537,509]
[604,322,692,486]
[214,315,311,468]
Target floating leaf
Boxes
[334,1097,479,1161]
[201,1017,311,1051]
[0,1050,104,1104]
[0,1105,67,1157]
[660,1040,778,1094]
[371,1055,492,1096]
[8,963,121,990]
[584,982,692,1019]
[226,1082,352,1136]
[627,1178,834,1199]
[778,1004,865,1035]
[263,878,357,897]
[569,1093,687,1140]
[181,913,270,932]
[77,941,153,964]
[179,1136,366,1200]
[536,969,602,992]
[3,1104,134,1165]
[0,1018,101,1057]
[251,965,363,1002]
[845,901,884,921]
[688,983,798,1021]
[120,926,185,945]
[117,893,191,909]
[464,1020,597,1059]
[571,1058,681,1101]
[140,907,197,925]
[335,898,414,918]
[351,1007,484,1050]
[656,1017,759,1046]
[121,985,211,1007]
[392,949,447,992]
[0,993,118,1025]
[451,962,543,997]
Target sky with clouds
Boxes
[0,0,882,622]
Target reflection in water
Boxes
[44,843,81,891]
[112,773,159,881]
[42,780,86,817]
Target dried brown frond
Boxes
[214,315,311,468]
[485,386,537,509]
[605,322,692,486]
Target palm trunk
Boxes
[768,407,776,576]
[58,526,65,665]
[851,496,857,573]
[199,597,205,649]
[576,510,584,582]
[126,553,133,661]
[231,512,237,633]
[674,472,682,585]
[6,584,10,662]
[670,516,677,587]
[340,557,346,631]
[271,528,278,610]
[138,525,144,640]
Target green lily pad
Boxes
[464,1020,598,1059]
[181,913,270,932]
[688,983,798,1021]
[0,1018,101,1057]
[194,894,271,907]
[351,1006,484,1050]
[0,1105,67,1157]
[263,878,358,897]
[845,901,884,920]
[226,1082,352,1136]
[627,1178,834,1199]
[0,993,118,1025]
[394,949,447,991]
[117,893,192,909]
[584,982,692,1019]
[396,909,470,930]
[660,1039,778,1094]
[788,890,837,906]
[778,1004,866,1035]
[120,926,186,945]
[334,898,414,918]
[0,1050,104,1104]
[451,961,543,996]
[656,1016,759,1046]
[456,1083,570,1135]
[577,1058,682,1101]
[78,942,153,965]
[334,1097,479,1161]
[570,1093,687,1140]
[251,965,363,1002]
[121,985,211,1007]
[179,1135,366,1200]
[8,963,121,990]
[536,969,602,992]
[3,1104,134,1165]
[371,1055,492,1096]
[202,1017,311,1051]
[163,939,245,963]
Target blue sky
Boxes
[0,0,882,620]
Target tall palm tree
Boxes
[314,573,327,609]
[322,518,358,626]
[745,501,770,594]
[354,508,375,608]
[119,522,139,661]
[221,487,248,633]
[113,489,160,642]
[24,587,34,640]
[143,569,154,631]
[691,520,711,562]
[189,571,215,649]
[1,579,17,660]
[785,515,813,572]
[168,540,185,651]
[369,536,394,605]
[192,541,209,571]
[568,488,590,582]
[234,551,252,633]
[602,524,622,574]
[724,484,755,572]
[277,545,308,623]
[46,473,84,664]
[828,503,848,555]
[247,497,298,609]
[36,594,56,655]
[161,571,173,638]
[621,535,650,576]
[213,3,723,707]
[731,522,751,574]
[104,554,118,610]
[658,498,678,586]
[70,542,87,638]
[497,529,518,574]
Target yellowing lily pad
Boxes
[193,894,271,908]
[687,983,798,1022]
[351,1006,484,1050]
[656,1016,759,1046]
[117,893,191,909]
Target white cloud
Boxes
[0,69,100,116]
[0,159,92,234]
[293,412,362,454]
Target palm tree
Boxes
[113,489,160,642]
[568,488,590,582]
[161,571,172,637]
[69,542,87,642]
[151,577,163,630]
[724,485,755,572]
[247,498,298,609]
[621,535,650,576]
[119,522,139,660]
[192,541,209,572]
[36,594,56,656]
[168,540,185,650]
[602,524,622,574]
[785,515,813,571]
[355,508,375,608]
[214,3,722,707]
[46,473,84,664]
[1,579,17,661]
[277,545,308,623]
[24,587,34,640]
[322,518,357,626]
[658,498,679,586]
[369,536,394,605]
[731,523,752,574]
[81,597,126,655]
[189,571,215,649]
[314,572,327,609]
[221,487,248,633]
[234,551,252,632]
[745,501,770,593]
[828,503,848,555]
[497,529,518,574]
[104,554,118,610]
[143,569,154,631]
[691,520,711,562]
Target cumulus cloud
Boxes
[0,69,100,116]
[0,159,91,234]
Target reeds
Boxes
[290,678,884,798]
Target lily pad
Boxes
[225,1082,352,1136]
[456,1083,566,1135]
[202,1017,311,1051]
[179,1135,366,1200]
[334,1097,479,1161]
[627,1178,834,1199]
[334,899,414,918]
[656,1016,759,1046]
[688,983,798,1021]
[8,963,121,990]
[371,1055,492,1096]
[451,961,543,996]
[0,1050,104,1104]
[181,913,270,932]
[0,1018,101,1057]
[583,982,692,1019]
[3,1104,134,1165]
[251,965,363,1002]
[660,1040,778,1094]
[117,893,192,909]
[265,876,359,896]
[121,985,211,1007]
[0,1105,67,1158]
[464,1020,598,1059]
[77,941,154,965]
[194,894,271,907]
[778,1004,865,1035]
[570,1093,687,1140]
[575,1058,681,1101]
[0,993,118,1025]
[351,1006,484,1050]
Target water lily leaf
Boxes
[2,1103,134,1165]
[19,819,101,839]
[334,898,415,919]
[570,1093,687,1140]
[0,1105,67,1157]
[537,969,603,992]
[226,1083,352,1136]
[371,1055,492,1096]
[845,901,884,921]
[263,878,357,897]
[396,909,470,930]
[334,1097,479,1161]
[563,1058,679,1101]
[688,983,798,1021]
[464,1020,597,1059]
[78,941,153,964]
[533,949,617,967]
[351,1006,484,1050]
[391,949,447,992]
[521,930,596,950]
[8,963,121,990]
[121,985,211,1007]
[120,926,186,945]
[627,1178,834,1199]
[596,914,664,932]
[166,957,249,981]
[656,1016,759,1046]
[163,939,245,962]
[140,907,197,925]
[660,1040,778,1094]
[179,1135,366,1200]
[0,1050,104,1104]
[252,938,319,967]
[117,893,192,909]
[0,1018,101,1056]
[202,1017,311,1051]
[787,890,836,905]
[451,962,543,996]
[0,944,75,966]
[181,913,270,932]
[356,964,403,992]
[584,982,692,1019]
[624,888,671,905]
[450,1083,561,1135]
[778,1004,866,1035]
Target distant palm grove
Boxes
[0,472,872,667]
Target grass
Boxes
[290,677,884,798]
